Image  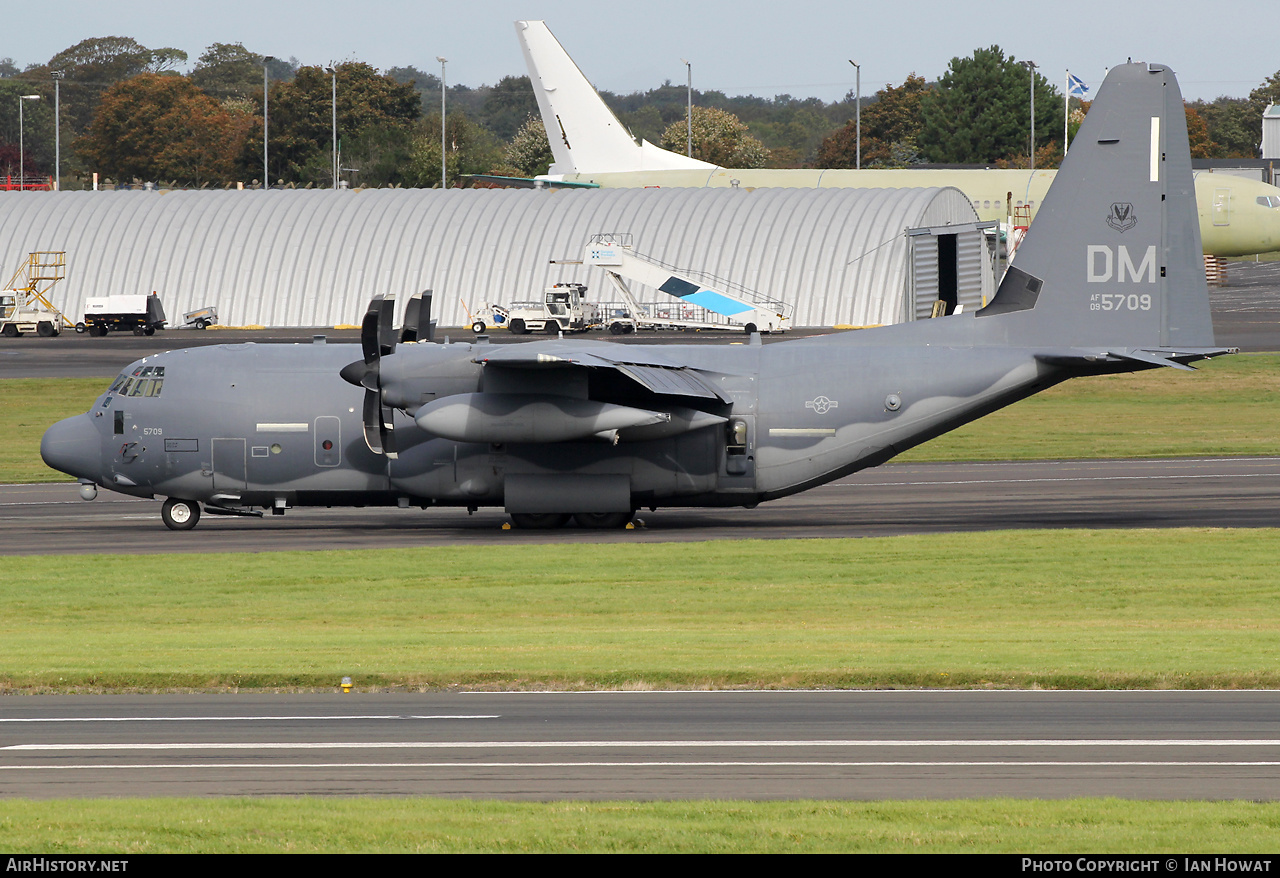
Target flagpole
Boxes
[1065,70,1069,152]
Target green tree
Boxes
[263,62,420,186]
[191,43,267,102]
[658,106,769,168]
[918,46,1058,164]
[481,75,539,141]
[503,116,553,177]
[402,111,503,187]
[0,80,55,178]
[32,36,188,156]
[76,73,254,186]
[1194,97,1260,158]
[815,74,930,168]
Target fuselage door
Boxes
[211,438,247,494]
[1213,188,1231,226]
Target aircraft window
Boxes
[146,379,163,397]
[108,375,126,393]
[128,379,150,397]
[1257,196,1280,208]
[119,378,136,396]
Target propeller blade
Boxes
[377,292,397,357]
[400,289,435,344]
[360,295,385,366]
[381,403,398,459]
[362,388,385,456]
[401,295,422,344]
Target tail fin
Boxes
[515,20,716,176]
[978,62,1217,353]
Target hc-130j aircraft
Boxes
[42,62,1231,531]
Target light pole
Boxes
[18,94,39,189]
[436,57,447,188]
[848,60,860,170]
[680,59,692,157]
[262,56,274,189]
[324,65,337,189]
[1021,60,1038,170]
[51,72,62,190]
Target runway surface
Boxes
[4,691,1280,799]
[5,456,1280,555]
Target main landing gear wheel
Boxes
[509,512,571,529]
[161,497,201,531]
[572,512,633,529]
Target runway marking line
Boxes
[9,739,1280,751]
[5,761,1280,771]
[0,715,499,724]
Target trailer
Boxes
[78,293,168,336]
[0,252,72,338]
[182,305,218,330]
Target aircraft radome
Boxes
[42,62,1232,531]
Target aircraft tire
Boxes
[161,498,201,531]
[471,321,486,334]
[509,512,570,529]
[572,511,633,529]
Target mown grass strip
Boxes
[7,356,1280,483]
[2,798,1279,852]
[3,530,1279,692]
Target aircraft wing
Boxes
[472,344,733,402]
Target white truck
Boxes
[0,292,63,337]
[78,293,168,336]
[469,283,612,335]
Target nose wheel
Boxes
[161,497,201,530]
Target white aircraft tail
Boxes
[515,20,716,176]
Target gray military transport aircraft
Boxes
[42,62,1232,531]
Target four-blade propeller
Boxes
[339,290,434,458]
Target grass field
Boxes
[3,798,1279,852]
[8,355,1280,484]
[3,530,1279,692]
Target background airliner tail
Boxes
[515,20,717,176]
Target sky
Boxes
[6,1,1276,104]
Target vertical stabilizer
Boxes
[978,62,1215,351]
[515,20,717,176]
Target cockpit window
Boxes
[111,366,165,398]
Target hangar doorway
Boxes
[908,221,997,320]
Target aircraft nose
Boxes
[41,413,102,481]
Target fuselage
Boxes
[41,324,1067,515]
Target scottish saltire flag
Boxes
[1067,73,1089,98]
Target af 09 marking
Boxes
[1087,245,1158,284]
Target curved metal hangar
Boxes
[0,186,987,329]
